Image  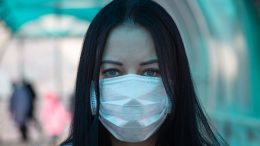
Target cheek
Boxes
[99,74,104,79]
[99,67,104,78]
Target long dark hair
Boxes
[61,0,228,145]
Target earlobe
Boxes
[90,81,97,115]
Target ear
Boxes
[90,81,97,115]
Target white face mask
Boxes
[90,74,171,142]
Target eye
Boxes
[142,68,160,77]
[102,68,122,78]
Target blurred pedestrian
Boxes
[41,92,71,146]
[9,79,41,142]
[23,79,42,132]
[9,81,29,141]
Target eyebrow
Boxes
[101,59,158,66]
[101,60,123,65]
[140,59,158,66]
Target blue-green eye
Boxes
[142,68,160,77]
[102,68,121,78]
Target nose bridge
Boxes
[128,69,138,74]
[125,63,139,75]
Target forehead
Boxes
[102,24,157,63]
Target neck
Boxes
[111,134,157,146]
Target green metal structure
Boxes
[0,0,105,33]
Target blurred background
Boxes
[0,0,259,146]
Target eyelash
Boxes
[101,68,160,78]
[102,68,122,77]
[142,68,160,77]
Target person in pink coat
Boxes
[41,92,71,145]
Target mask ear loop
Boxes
[89,80,99,146]
[90,81,97,115]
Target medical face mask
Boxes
[90,74,171,142]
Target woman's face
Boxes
[100,24,160,78]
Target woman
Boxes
[61,0,228,146]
